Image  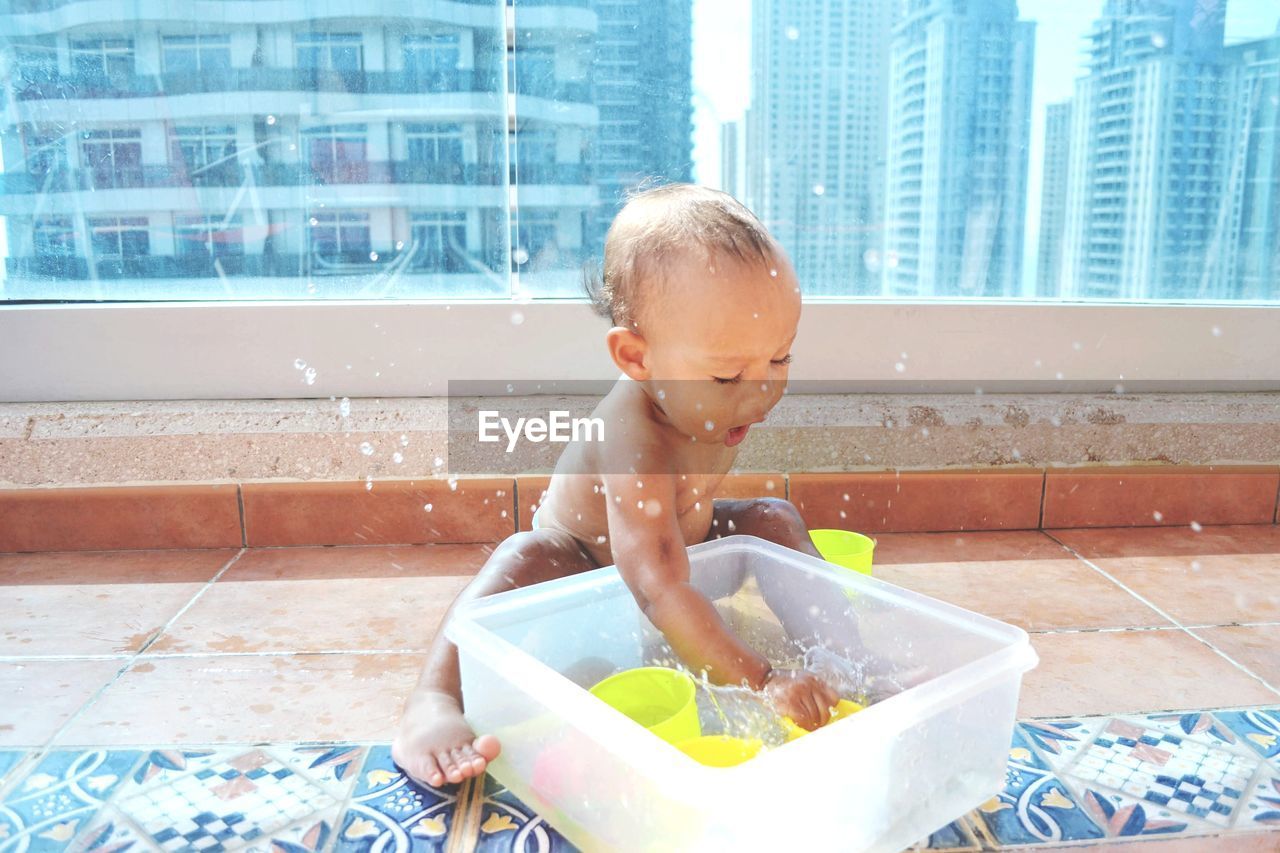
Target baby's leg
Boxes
[393,528,598,788]
[709,498,864,659]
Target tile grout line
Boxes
[236,483,248,548]
[1043,532,1280,701]
[1036,468,1047,530]
[35,547,250,756]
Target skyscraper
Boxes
[1223,28,1279,300]
[1037,100,1072,297]
[882,0,1035,297]
[720,120,741,198]
[746,0,896,295]
[582,0,694,260]
[1058,0,1235,300]
[0,3,601,299]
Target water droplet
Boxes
[1055,372,1064,380]
[433,456,443,468]
[266,114,276,125]
[1152,510,1164,522]
[513,247,530,265]
[1072,341,1082,351]
[812,183,825,196]
[395,241,404,250]
[839,510,847,519]
[309,217,319,227]
[506,384,514,393]
[294,358,306,370]
[1151,32,1167,48]
[1211,326,1222,337]
[726,519,736,532]
[657,389,666,400]
[365,476,373,490]
[894,362,905,373]
[392,451,404,464]
[424,503,433,512]
[644,499,663,518]
[303,367,317,385]
[1190,521,1202,532]
[636,500,644,509]
[339,397,351,417]
[400,434,409,446]
[596,535,607,544]
[769,268,778,277]
[593,484,600,493]
[842,493,849,501]
[369,251,379,261]
[752,312,759,319]
[1011,448,1022,460]
[359,442,374,456]
[785,25,799,40]
[1114,383,1126,394]
[765,479,775,491]
[510,312,525,326]
[501,510,508,518]
[704,420,715,431]
[921,427,930,437]
[448,478,459,491]
[694,501,701,511]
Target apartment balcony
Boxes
[13,68,493,101]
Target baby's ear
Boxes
[605,326,649,380]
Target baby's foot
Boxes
[392,692,501,788]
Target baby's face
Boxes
[640,250,801,447]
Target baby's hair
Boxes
[582,180,785,330]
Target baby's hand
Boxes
[762,668,840,731]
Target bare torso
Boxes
[533,377,739,566]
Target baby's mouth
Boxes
[724,424,752,447]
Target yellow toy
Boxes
[780,699,865,741]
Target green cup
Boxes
[589,666,701,745]
[810,529,876,576]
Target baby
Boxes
[393,183,845,789]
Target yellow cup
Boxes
[781,698,866,741]
[676,735,763,767]
[589,667,701,745]
[810,529,876,575]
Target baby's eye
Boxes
[772,354,793,366]
[713,373,743,385]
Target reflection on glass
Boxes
[0,0,1275,302]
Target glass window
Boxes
[80,129,143,189]
[171,125,238,184]
[89,216,150,259]
[410,211,468,273]
[70,37,134,83]
[308,212,371,271]
[304,125,368,183]
[33,218,75,257]
[162,34,232,76]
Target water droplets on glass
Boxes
[359,442,374,456]
[510,312,525,326]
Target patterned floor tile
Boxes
[971,727,1106,845]
[123,749,336,849]
[0,750,32,794]
[0,749,139,852]
[331,745,462,852]
[1020,718,1110,769]
[1238,765,1280,832]
[1215,709,1280,765]
[473,775,576,852]
[908,817,983,851]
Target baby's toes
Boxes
[473,733,502,762]
[436,749,463,784]
[451,747,482,780]
[458,743,488,774]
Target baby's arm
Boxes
[602,471,838,728]
[603,471,769,686]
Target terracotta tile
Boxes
[55,653,426,746]
[873,560,1170,633]
[515,473,786,532]
[0,484,242,552]
[146,545,488,654]
[1049,524,1280,559]
[1019,630,1279,718]
[0,549,235,656]
[789,469,1044,533]
[873,530,1067,565]
[1196,625,1280,688]
[0,658,125,747]
[1063,553,1280,626]
[241,478,515,546]
[1043,465,1280,528]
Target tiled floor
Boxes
[1,526,1278,850]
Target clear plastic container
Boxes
[447,534,1038,852]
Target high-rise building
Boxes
[1058,0,1235,300]
[1222,28,1279,300]
[1,2,599,299]
[746,0,896,295]
[581,0,693,262]
[1036,100,1072,297]
[882,0,1035,297]
[720,120,741,198]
